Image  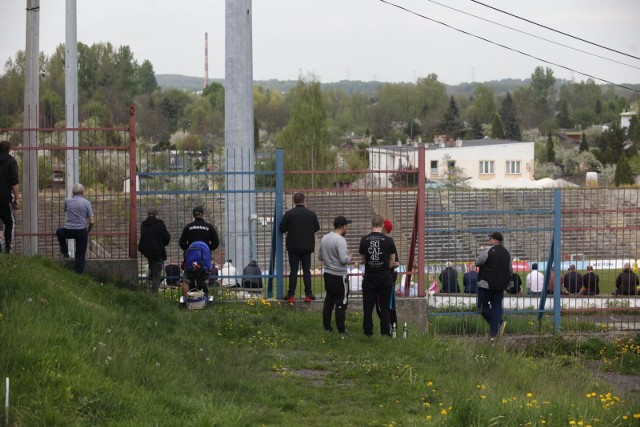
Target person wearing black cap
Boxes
[279,192,320,303]
[318,215,352,333]
[179,206,219,303]
[138,207,171,293]
[475,231,512,339]
[179,206,219,252]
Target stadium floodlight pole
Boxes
[224,0,256,272]
[23,0,40,256]
[64,0,79,257]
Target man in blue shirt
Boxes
[56,183,94,273]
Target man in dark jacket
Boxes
[279,192,320,303]
[178,206,219,304]
[242,260,263,288]
[563,264,583,294]
[439,262,459,293]
[179,206,219,252]
[476,232,512,339]
[615,263,639,295]
[581,265,600,295]
[138,208,171,293]
[0,141,19,253]
[463,268,478,293]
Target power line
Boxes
[470,0,640,61]
[424,0,640,70]
[377,0,640,93]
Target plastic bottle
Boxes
[402,322,408,339]
[392,323,397,339]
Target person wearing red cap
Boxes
[376,219,399,331]
[359,215,398,337]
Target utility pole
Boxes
[224,0,255,271]
[23,0,40,255]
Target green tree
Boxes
[556,99,572,128]
[136,60,158,94]
[490,113,504,139]
[464,83,496,124]
[628,115,640,143]
[546,133,556,163]
[469,115,484,139]
[439,95,464,139]
[530,66,556,124]
[278,76,334,186]
[597,122,626,164]
[499,92,521,140]
[614,153,633,186]
[579,133,589,152]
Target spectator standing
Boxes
[178,206,219,302]
[242,260,263,289]
[318,215,352,333]
[526,263,545,295]
[439,262,460,293]
[580,265,600,295]
[359,215,397,337]
[476,232,512,339]
[0,140,19,253]
[138,207,171,294]
[279,192,320,303]
[376,219,399,331]
[615,262,639,295]
[179,206,219,252]
[563,264,583,294]
[463,268,478,293]
[56,183,94,273]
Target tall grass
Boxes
[1,255,638,426]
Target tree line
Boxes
[1,42,639,186]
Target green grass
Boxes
[1,255,639,426]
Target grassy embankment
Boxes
[1,255,639,426]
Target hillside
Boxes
[1,255,638,425]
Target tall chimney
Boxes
[204,32,209,88]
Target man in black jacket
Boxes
[279,192,320,303]
[0,141,19,253]
[179,206,219,252]
[476,231,512,339]
[138,208,171,293]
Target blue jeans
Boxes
[477,287,504,337]
[56,227,88,273]
[287,251,312,297]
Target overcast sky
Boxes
[1,0,639,86]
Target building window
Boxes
[448,160,456,170]
[479,161,494,174]
[506,160,521,174]
[430,160,438,175]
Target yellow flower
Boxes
[634,413,640,419]
[426,415,432,421]
[569,421,576,425]
[426,381,433,386]
[440,409,447,415]
[526,392,534,398]
[622,416,628,420]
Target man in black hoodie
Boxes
[0,141,19,253]
[138,207,171,293]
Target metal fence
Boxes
[2,114,639,336]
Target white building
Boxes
[368,139,535,188]
[620,111,637,129]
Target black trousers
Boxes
[0,202,15,253]
[322,272,349,333]
[362,272,393,336]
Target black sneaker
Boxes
[61,254,70,259]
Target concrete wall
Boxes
[59,259,139,287]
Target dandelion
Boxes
[440,409,447,415]
[569,421,576,425]
[426,415,432,421]
[426,381,433,386]
[634,413,640,419]
[622,416,628,420]
[526,392,534,398]
[155,362,160,368]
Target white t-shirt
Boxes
[526,270,545,293]
[348,267,363,292]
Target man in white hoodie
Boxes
[318,216,352,333]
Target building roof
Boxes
[379,139,530,151]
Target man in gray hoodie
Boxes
[318,216,352,333]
